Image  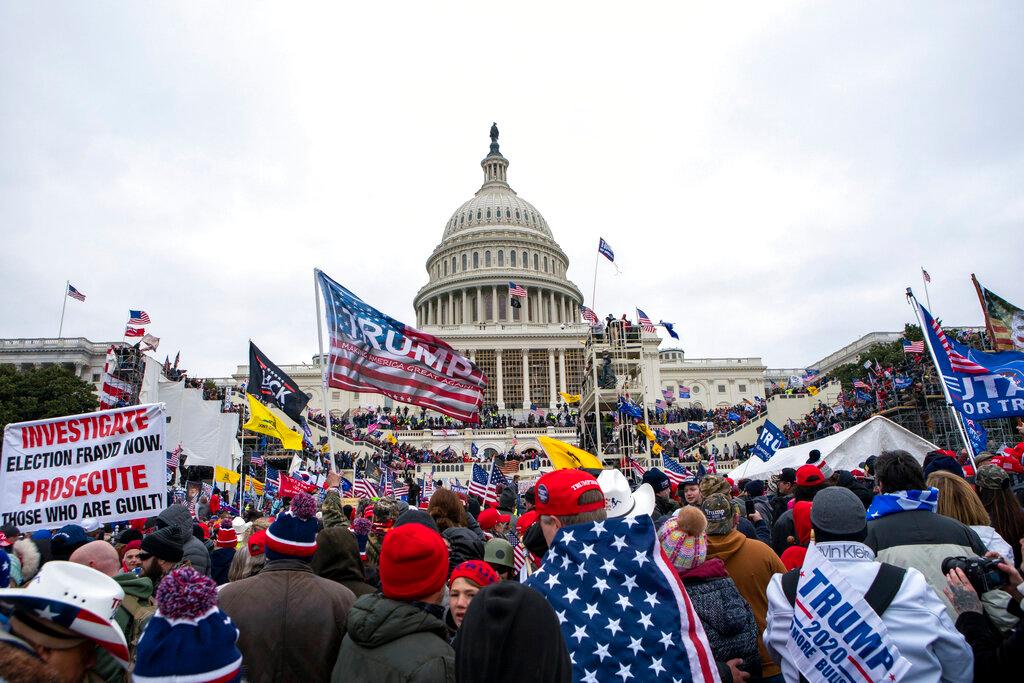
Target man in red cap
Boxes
[534,469,607,547]
[477,508,511,540]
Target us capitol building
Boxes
[3,126,784,451]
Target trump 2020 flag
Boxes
[752,419,788,462]
[525,516,719,683]
[316,269,487,423]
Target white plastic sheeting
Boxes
[158,380,240,470]
[730,416,939,480]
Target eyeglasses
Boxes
[137,551,153,561]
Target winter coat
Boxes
[157,504,211,576]
[211,547,235,586]
[220,559,356,682]
[770,508,796,556]
[865,509,988,619]
[738,517,771,546]
[955,592,1024,679]
[312,527,376,598]
[442,527,484,575]
[748,494,774,528]
[769,493,792,524]
[679,558,761,680]
[970,524,1014,562]
[92,572,156,682]
[706,529,786,679]
[765,541,973,683]
[652,494,680,523]
[331,593,455,683]
[498,487,516,513]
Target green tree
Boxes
[0,364,99,435]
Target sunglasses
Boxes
[137,551,153,561]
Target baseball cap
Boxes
[533,469,604,517]
[516,509,539,535]
[795,464,825,487]
[698,475,730,500]
[484,538,516,570]
[477,508,511,531]
[779,468,797,484]
[700,493,736,535]
[641,468,671,494]
[975,464,1009,490]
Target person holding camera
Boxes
[944,539,1024,678]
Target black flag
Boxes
[247,342,311,424]
[510,297,521,309]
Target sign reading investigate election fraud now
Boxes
[1,404,167,532]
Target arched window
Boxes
[459,215,464,225]
[473,252,479,268]
[498,250,504,266]
[451,256,456,273]
[506,208,511,218]
[486,208,491,219]
[522,251,528,267]
[485,251,491,267]
[534,254,539,270]
[510,250,517,267]
[477,210,481,220]
[544,256,548,272]
[515,209,520,220]
[462,254,467,271]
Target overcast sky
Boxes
[2,2,1022,377]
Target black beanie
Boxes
[142,527,185,563]
[455,582,571,683]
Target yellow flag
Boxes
[652,443,663,456]
[385,432,398,445]
[559,392,581,404]
[243,393,304,450]
[636,422,656,442]
[214,465,240,485]
[537,436,604,470]
[807,385,820,396]
[249,478,265,496]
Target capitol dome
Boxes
[414,125,584,329]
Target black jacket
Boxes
[955,595,1024,679]
[312,527,376,598]
[210,547,235,586]
[442,527,484,575]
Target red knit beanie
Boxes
[448,560,501,589]
[215,520,237,549]
[379,523,449,602]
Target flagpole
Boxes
[921,267,932,311]
[313,269,338,474]
[57,281,69,339]
[591,241,600,313]
[906,288,975,468]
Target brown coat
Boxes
[219,559,356,683]
[706,529,786,679]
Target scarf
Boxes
[865,488,939,520]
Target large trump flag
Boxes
[316,269,487,423]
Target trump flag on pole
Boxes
[316,269,487,423]
[1,404,168,532]
[752,420,788,462]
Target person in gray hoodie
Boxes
[156,504,211,576]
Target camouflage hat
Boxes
[373,497,400,523]
[975,464,1008,490]
[698,475,730,500]
[700,493,736,535]
[974,451,996,467]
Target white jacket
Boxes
[970,524,1014,562]
[764,541,973,683]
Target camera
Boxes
[942,556,1008,594]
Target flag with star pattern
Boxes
[524,515,719,683]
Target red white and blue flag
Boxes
[128,310,151,325]
[661,454,694,484]
[316,269,487,423]
[598,238,615,262]
[580,305,600,326]
[353,477,379,499]
[125,327,145,337]
[525,516,719,683]
[509,281,527,298]
[67,284,86,301]
[636,308,657,334]
[468,463,490,499]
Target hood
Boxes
[114,572,154,599]
[346,593,447,648]
[321,491,350,530]
[678,556,728,581]
[706,529,747,563]
[312,527,366,585]
[442,527,484,574]
[12,538,42,583]
[157,504,194,536]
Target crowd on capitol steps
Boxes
[2,443,1024,682]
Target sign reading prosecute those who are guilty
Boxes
[1,403,168,532]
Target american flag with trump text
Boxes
[316,269,487,423]
[525,516,720,683]
[636,308,658,334]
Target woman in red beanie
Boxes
[447,560,500,635]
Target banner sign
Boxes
[964,417,987,457]
[431,429,461,437]
[277,473,320,499]
[787,545,911,683]
[1,404,167,532]
[752,420,788,462]
[316,269,487,423]
[248,342,311,424]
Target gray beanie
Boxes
[810,487,866,536]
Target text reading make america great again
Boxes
[1,404,168,532]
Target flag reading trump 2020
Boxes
[1,404,168,533]
[316,269,487,423]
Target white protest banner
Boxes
[787,545,912,683]
[1,404,167,532]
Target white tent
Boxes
[159,380,241,470]
[730,416,939,480]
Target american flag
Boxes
[380,468,394,497]
[393,481,410,499]
[636,308,657,334]
[627,456,647,476]
[662,388,673,399]
[166,445,181,470]
[923,304,990,375]
[486,462,512,505]
[922,268,931,284]
[125,327,145,337]
[661,454,693,484]
[580,305,600,326]
[353,477,379,499]
[468,463,490,499]
[128,310,151,325]
[508,281,527,298]
[525,516,719,682]
[853,380,871,390]
[901,339,924,354]
[250,454,264,467]
[706,452,717,475]
[317,270,487,423]
[67,284,86,301]
[513,540,528,573]
[529,403,545,418]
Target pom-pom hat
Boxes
[133,566,242,682]
[658,507,708,571]
[266,492,319,560]
[215,520,237,549]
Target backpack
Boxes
[780,563,906,683]
[120,593,157,663]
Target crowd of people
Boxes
[3,440,1024,681]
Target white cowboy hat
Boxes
[598,469,656,518]
[0,560,129,668]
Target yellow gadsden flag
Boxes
[559,392,581,404]
[243,393,304,450]
[537,436,603,470]
[807,385,820,396]
[214,465,240,485]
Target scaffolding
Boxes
[103,343,148,408]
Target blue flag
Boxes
[751,420,788,462]
[659,321,679,340]
[687,422,706,433]
[964,418,987,456]
[525,516,717,682]
[727,411,741,422]
[918,300,1024,420]
[471,442,479,457]
[617,397,643,419]
[598,237,615,262]
[855,389,873,403]
[893,375,913,390]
